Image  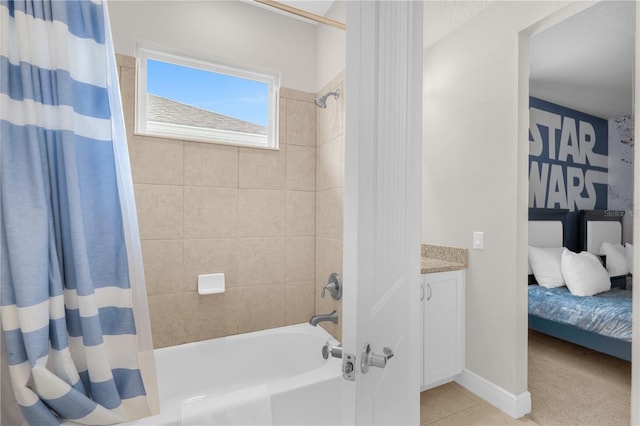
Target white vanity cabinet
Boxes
[421,270,464,390]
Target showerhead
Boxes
[314,89,340,109]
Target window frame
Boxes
[135,47,280,150]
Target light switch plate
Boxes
[473,232,484,249]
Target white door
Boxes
[342,2,423,425]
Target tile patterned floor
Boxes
[421,332,631,425]
[420,382,538,426]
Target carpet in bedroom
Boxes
[527,330,631,425]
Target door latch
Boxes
[322,342,343,359]
[342,352,356,381]
[360,342,394,373]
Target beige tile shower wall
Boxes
[315,71,345,341]
[116,54,316,348]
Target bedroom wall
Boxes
[422,0,589,399]
[527,96,634,244]
[529,97,609,211]
[608,115,634,243]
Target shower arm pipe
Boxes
[253,0,346,31]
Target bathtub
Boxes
[126,323,342,425]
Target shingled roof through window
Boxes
[147,94,267,135]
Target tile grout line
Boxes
[423,399,484,426]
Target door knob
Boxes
[360,342,394,373]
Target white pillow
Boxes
[561,249,611,296]
[626,243,634,274]
[599,242,628,276]
[528,246,565,288]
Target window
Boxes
[135,47,280,149]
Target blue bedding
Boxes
[528,285,632,342]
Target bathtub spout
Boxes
[309,311,338,326]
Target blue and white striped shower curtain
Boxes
[1,1,159,424]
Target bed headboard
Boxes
[528,208,579,251]
[528,208,579,284]
[579,210,624,254]
[528,209,627,286]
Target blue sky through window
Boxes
[147,59,268,127]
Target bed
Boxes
[528,208,632,361]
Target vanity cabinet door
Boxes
[422,270,464,390]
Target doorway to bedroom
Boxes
[526,1,634,424]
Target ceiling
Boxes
[530,1,635,119]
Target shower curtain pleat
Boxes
[0,1,160,424]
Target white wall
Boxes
[422,1,587,397]
[315,1,346,91]
[108,1,317,93]
[423,1,492,48]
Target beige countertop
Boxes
[421,244,468,274]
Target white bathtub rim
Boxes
[120,323,341,425]
[155,322,339,356]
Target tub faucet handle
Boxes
[321,272,342,300]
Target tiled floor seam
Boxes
[424,402,483,425]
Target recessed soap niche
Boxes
[198,273,225,295]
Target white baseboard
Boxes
[455,369,531,418]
